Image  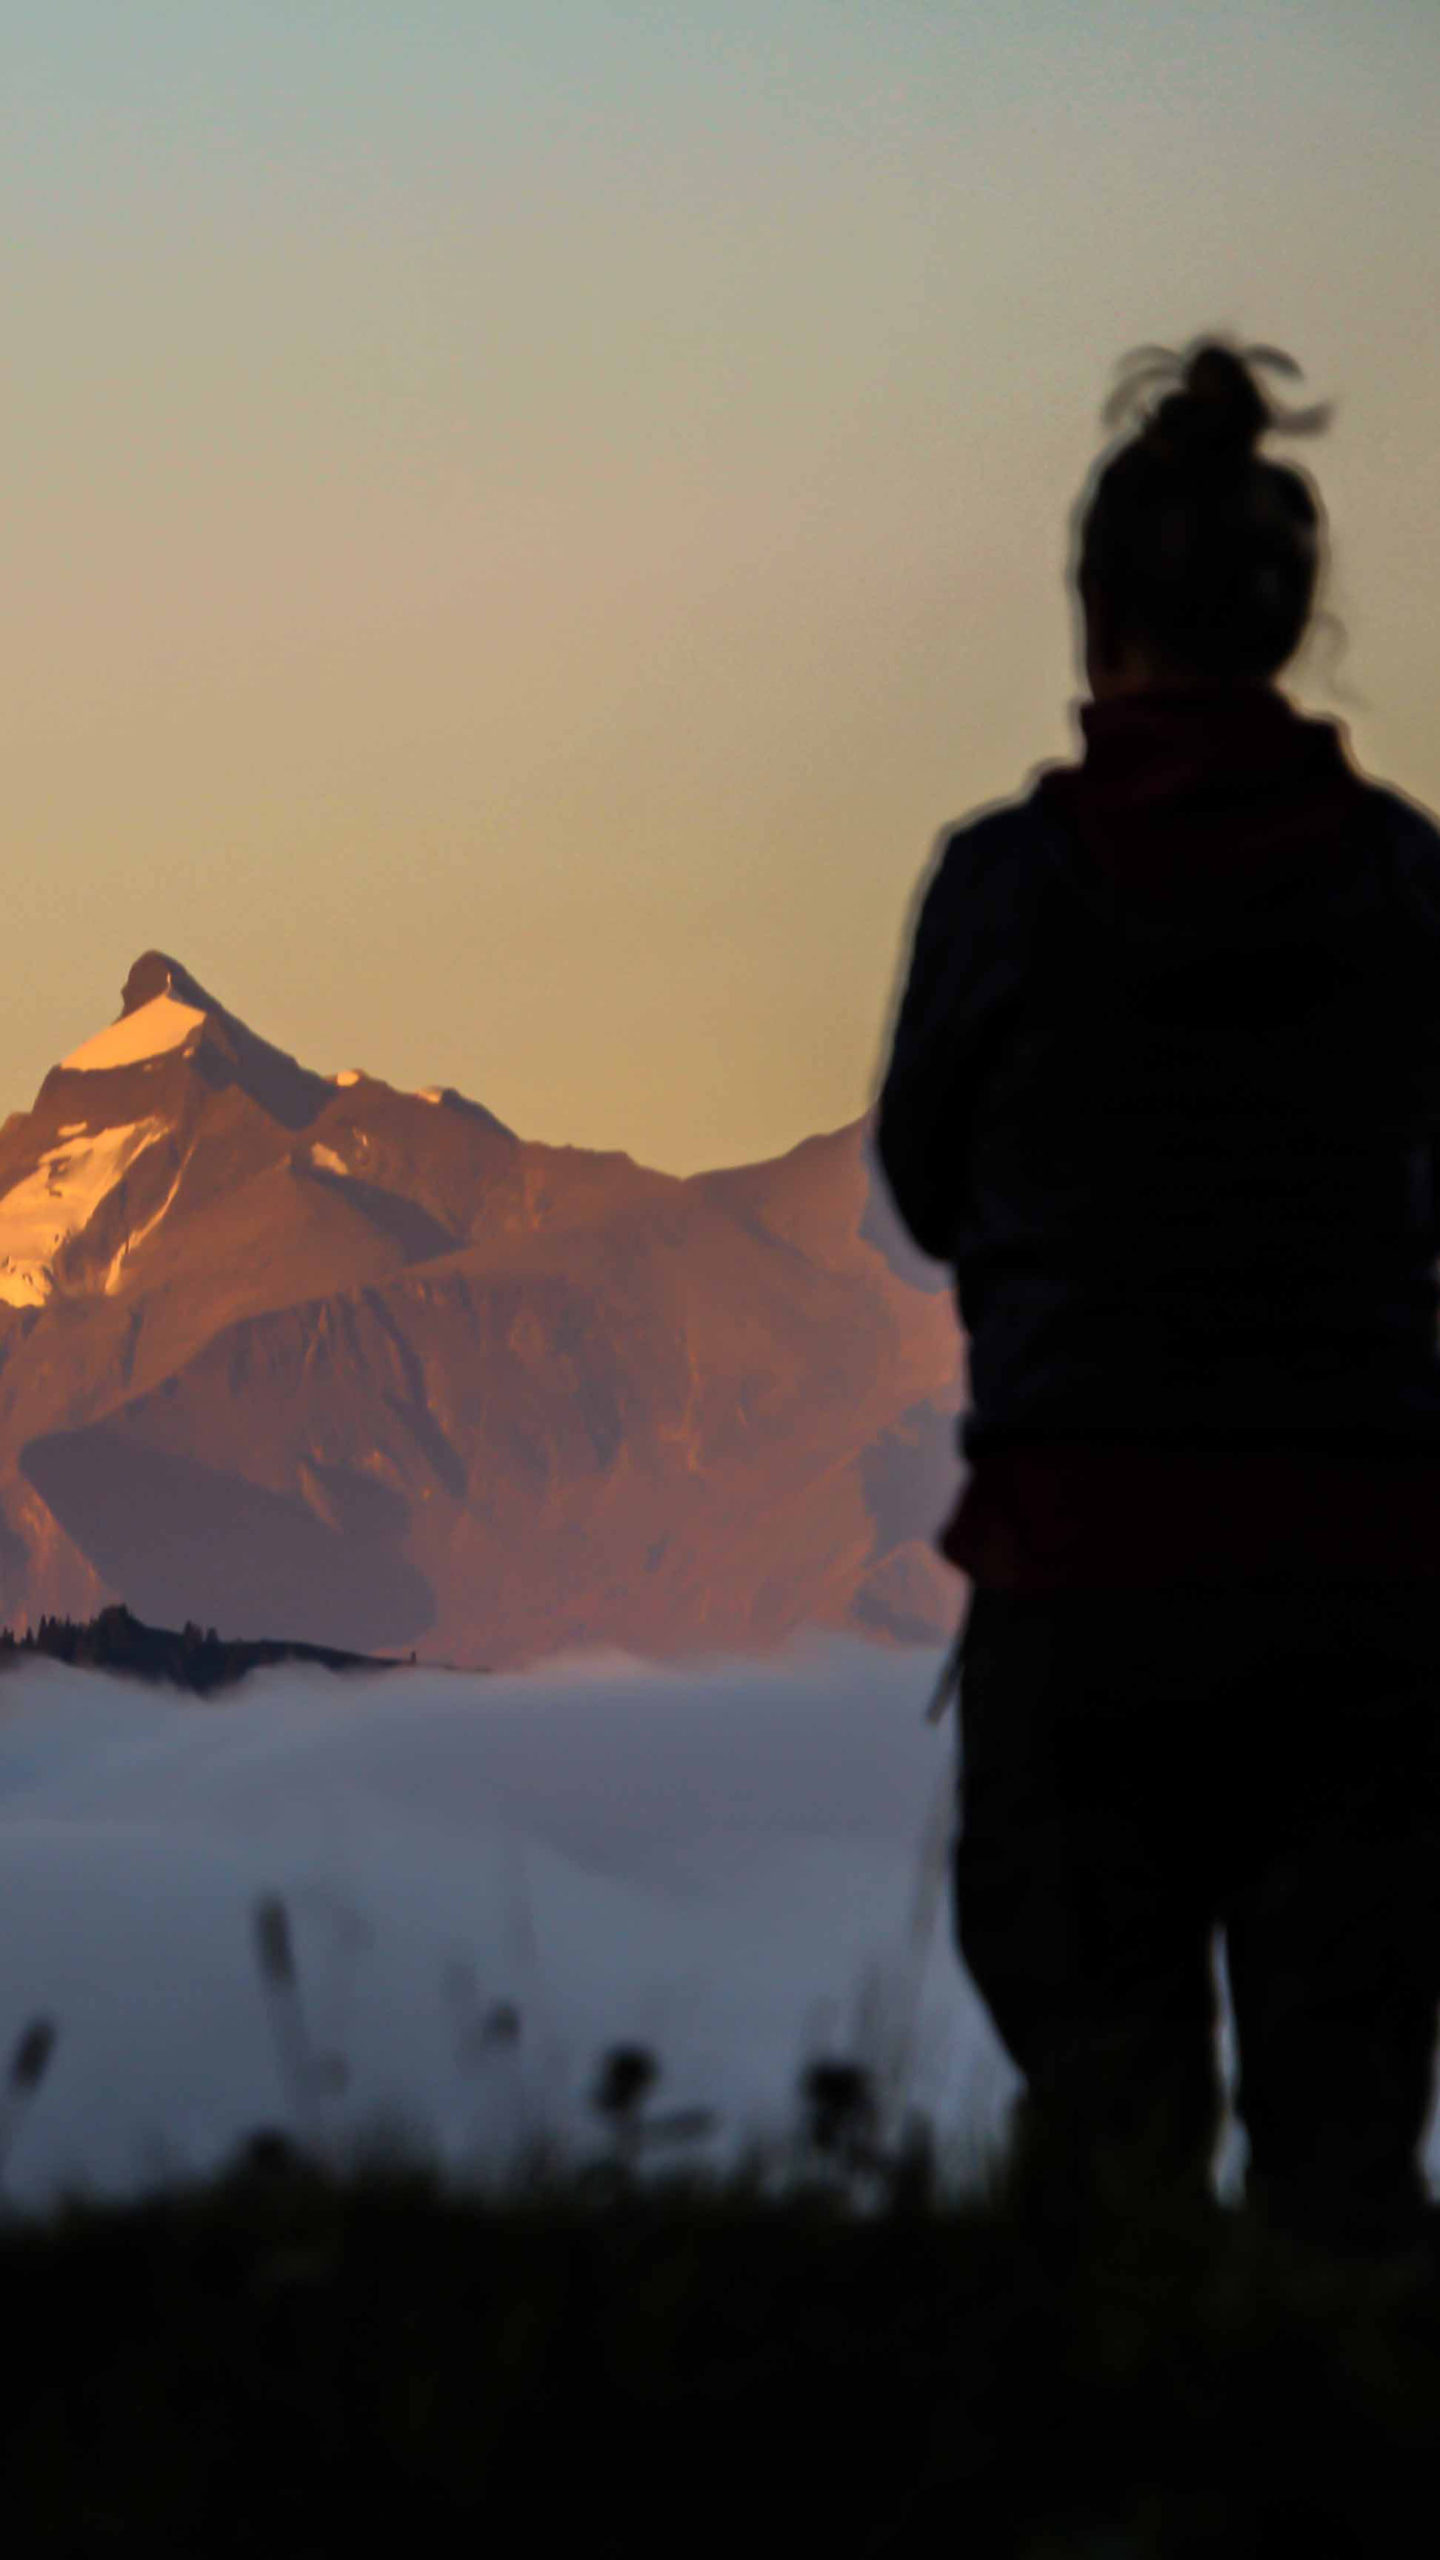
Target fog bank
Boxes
[0,1635,1270,2212]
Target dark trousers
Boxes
[952,1579,1440,2251]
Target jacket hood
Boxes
[1035,684,1374,894]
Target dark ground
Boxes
[3,2117,1439,2559]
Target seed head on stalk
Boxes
[0,2015,58,2204]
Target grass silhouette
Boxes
[2,1897,1440,2555]
[3,2089,1439,2555]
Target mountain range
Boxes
[0,956,965,1664]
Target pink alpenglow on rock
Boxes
[0,956,963,1665]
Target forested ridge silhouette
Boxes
[0,1600,398,1693]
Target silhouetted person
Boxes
[876,334,1440,2263]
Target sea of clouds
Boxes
[0,1634,1277,2215]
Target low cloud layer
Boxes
[0,1634,1315,2213]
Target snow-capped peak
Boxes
[61,954,218,1077]
[62,992,207,1076]
[43,952,334,1144]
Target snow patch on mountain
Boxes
[0,1119,168,1306]
[103,1163,186,1296]
[62,994,207,1076]
[332,1070,363,1088]
[310,1144,350,1176]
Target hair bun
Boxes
[1147,345,1269,465]
[1082,333,1334,684]
[1101,336,1330,456]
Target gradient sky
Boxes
[4,0,1439,1172]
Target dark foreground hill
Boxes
[2,2123,1438,2557]
[0,1600,398,1693]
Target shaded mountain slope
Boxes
[0,956,964,1662]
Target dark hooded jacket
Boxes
[876,684,1440,1585]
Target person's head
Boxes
[1072,334,1334,699]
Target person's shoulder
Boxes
[1361,780,1440,932]
[921,782,1059,908]
[932,774,1063,859]
[1363,776,1440,848]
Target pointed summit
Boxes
[63,959,211,1076]
[56,953,325,1129]
[119,952,217,1021]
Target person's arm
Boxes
[874,810,1031,1265]
[1380,788,1440,1271]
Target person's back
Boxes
[876,334,1440,2263]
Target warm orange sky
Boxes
[4,1,1438,1171]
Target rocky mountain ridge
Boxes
[0,955,965,1664]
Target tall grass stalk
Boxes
[252,1893,342,2161]
[0,2016,57,2206]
